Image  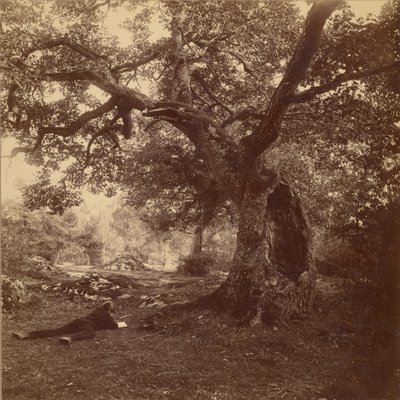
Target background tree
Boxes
[0,200,77,272]
[74,215,105,265]
[119,128,233,255]
[1,0,398,323]
[110,205,149,260]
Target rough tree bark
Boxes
[206,166,316,323]
[198,0,344,322]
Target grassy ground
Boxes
[2,270,399,400]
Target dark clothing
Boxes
[81,306,119,330]
[26,304,118,342]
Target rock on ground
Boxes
[1,275,27,312]
[103,255,148,271]
[39,272,141,301]
[22,256,68,280]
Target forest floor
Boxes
[2,265,399,400]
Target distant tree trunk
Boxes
[190,225,203,255]
[190,203,217,255]
[50,249,61,265]
[209,176,316,324]
[86,247,104,266]
[162,237,167,267]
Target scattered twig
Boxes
[128,331,166,342]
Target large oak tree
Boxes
[1,0,399,323]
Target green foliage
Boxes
[22,176,82,215]
[120,130,228,231]
[110,205,152,256]
[177,252,216,276]
[76,216,104,251]
[1,202,29,272]
[1,0,302,215]
[0,200,76,273]
[344,203,400,288]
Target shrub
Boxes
[177,253,216,276]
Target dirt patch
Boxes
[2,272,399,400]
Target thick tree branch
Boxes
[111,42,168,73]
[143,101,219,128]
[142,7,241,201]
[85,133,103,167]
[241,0,343,160]
[216,48,258,79]
[221,107,262,127]
[10,10,241,202]
[116,101,134,139]
[192,70,234,115]
[45,68,104,82]
[170,10,192,103]
[9,97,119,158]
[285,60,400,103]
[191,88,214,110]
[143,102,241,202]
[84,123,122,168]
[45,69,153,110]
[39,96,118,137]
[22,37,108,61]
[81,0,111,13]
[193,16,259,55]
[9,132,44,157]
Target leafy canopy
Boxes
[1,0,399,221]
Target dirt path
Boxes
[59,263,226,288]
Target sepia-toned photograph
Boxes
[1,0,399,399]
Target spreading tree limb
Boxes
[22,37,108,61]
[285,60,400,104]
[241,0,343,160]
[221,107,262,127]
[8,97,119,157]
[111,42,169,73]
[84,123,122,168]
[192,70,234,115]
[217,48,258,80]
[170,10,192,103]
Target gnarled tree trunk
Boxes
[210,178,316,324]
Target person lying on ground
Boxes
[12,300,127,345]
